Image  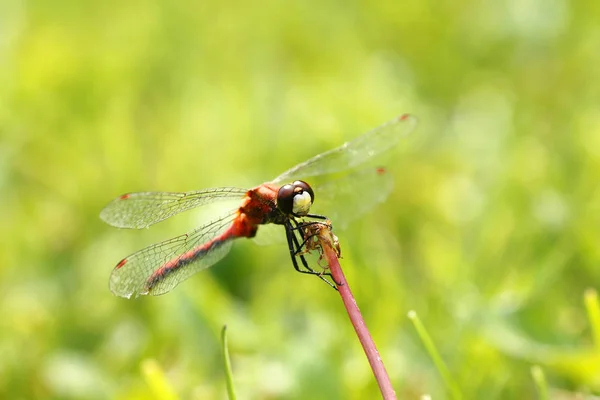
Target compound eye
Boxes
[293,180,314,203]
[277,184,295,215]
[277,180,315,216]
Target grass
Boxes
[221,326,237,400]
[408,310,463,400]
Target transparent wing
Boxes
[271,114,417,184]
[252,166,396,246]
[110,210,238,298]
[100,187,248,229]
[311,166,396,230]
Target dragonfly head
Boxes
[277,180,315,216]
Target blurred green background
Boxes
[1,0,599,398]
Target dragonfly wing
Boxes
[110,211,238,298]
[251,223,286,246]
[310,166,395,230]
[271,114,417,184]
[254,167,396,246]
[100,187,247,229]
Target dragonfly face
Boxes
[276,180,315,217]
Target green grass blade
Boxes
[221,325,237,400]
[408,310,462,400]
[584,288,600,352]
[530,365,548,400]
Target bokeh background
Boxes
[1,0,599,398]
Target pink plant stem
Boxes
[321,243,397,400]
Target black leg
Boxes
[285,219,337,290]
[304,213,328,220]
[292,219,344,288]
[289,218,335,256]
[290,221,324,256]
[290,220,330,232]
[291,211,328,220]
[285,220,317,275]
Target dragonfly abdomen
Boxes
[144,238,226,293]
[143,215,261,294]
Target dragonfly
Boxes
[100,114,417,298]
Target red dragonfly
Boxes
[100,114,416,298]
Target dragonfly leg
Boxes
[291,222,322,256]
[290,218,335,256]
[304,213,327,220]
[293,219,344,288]
[285,220,337,290]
